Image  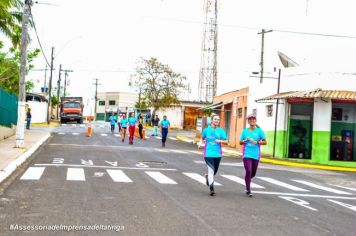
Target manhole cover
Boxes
[139,161,167,166]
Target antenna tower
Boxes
[198,0,218,102]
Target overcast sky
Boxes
[21,0,356,106]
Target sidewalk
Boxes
[0,129,51,183]
[176,135,356,172]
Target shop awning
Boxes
[198,101,223,110]
[256,88,356,102]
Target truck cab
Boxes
[60,97,83,124]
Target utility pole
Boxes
[258,29,273,83]
[47,47,54,124]
[93,78,99,120]
[56,64,62,120]
[43,64,47,93]
[15,0,32,148]
[63,69,73,97]
[272,69,282,158]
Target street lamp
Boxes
[251,69,281,158]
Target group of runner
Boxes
[108,113,171,147]
[201,113,266,197]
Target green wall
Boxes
[264,131,287,158]
[312,131,330,164]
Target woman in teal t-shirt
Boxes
[201,114,228,196]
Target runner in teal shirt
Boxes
[201,114,228,196]
[120,113,128,142]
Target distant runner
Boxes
[159,115,170,148]
[120,113,128,142]
[128,112,137,145]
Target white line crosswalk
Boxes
[19,167,356,197]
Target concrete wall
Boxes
[0,125,16,141]
[156,106,183,129]
[26,101,48,123]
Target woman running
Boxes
[240,114,267,197]
[201,114,228,196]
[127,112,137,145]
[120,113,128,142]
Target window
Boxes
[252,108,257,117]
[238,108,243,118]
[63,102,81,108]
[109,100,116,105]
[99,101,105,106]
[266,105,273,117]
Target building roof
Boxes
[256,88,356,101]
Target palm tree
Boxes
[0,0,23,47]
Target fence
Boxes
[0,87,18,127]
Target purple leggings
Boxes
[243,158,259,192]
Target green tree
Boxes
[0,40,40,94]
[129,57,187,116]
[0,0,23,47]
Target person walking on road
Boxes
[26,108,32,130]
[151,115,160,136]
[128,112,137,145]
[138,115,144,139]
[120,113,128,142]
[201,114,228,196]
[109,114,116,133]
[159,115,170,147]
[239,114,267,197]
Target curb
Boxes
[0,133,51,184]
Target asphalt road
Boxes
[1,122,356,236]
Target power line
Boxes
[144,16,356,39]
[28,5,51,67]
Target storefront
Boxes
[257,89,356,168]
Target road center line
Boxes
[34,163,177,171]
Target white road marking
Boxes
[145,171,177,184]
[279,196,318,211]
[114,134,120,137]
[71,124,76,127]
[94,172,105,177]
[106,170,133,183]
[168,137,177,141]
[72,133,79,135]
[105,161,118,167]
[58,132,65,135]
[190,151,202,155]
[81,159,93,165]
[155,136,161,140]
[101,133,108,136]
[221,175,265,189]
[251,191,356,200]
[292,180,353,195]
[327,199,356,212]
[136,162,149,168]
[52,158,64,164]
[20,167,45,180]
[155,149,170,153]
[35,163,177,171]
[183,172,222,186]
[329,185,356,192]
[257,177,309,192]
[171,150,187,154]
[79,124,85,127]
[66,168,85,181]
[61,124,67,126]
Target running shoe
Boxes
[210,185,215,196]
[204,174,209,186]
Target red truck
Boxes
[60,97,84,124]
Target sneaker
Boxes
[122,139,124,142]
[162,143,165,148]
[204,174,209,186]
[151,134,154,136]
[246,191,253,197]
[210,185,215,196]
